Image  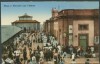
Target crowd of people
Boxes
[2,31,97,64]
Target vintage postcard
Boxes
[1,1,99,64]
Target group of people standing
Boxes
[2,31,96,64]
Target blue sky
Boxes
[1,1,99,25]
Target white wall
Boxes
[14,23,40,31]
[73,20,94,46]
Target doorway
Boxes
[79,34,88,51]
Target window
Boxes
[69,25,73,33]
[78,24,88,30]
[68,35,73,46]
[95,36,99,44]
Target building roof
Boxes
[12,20,40,23]
[1,25,22,43]
[58,9,99,17]
[19,13,32,18]
[60,9,99,12]
[12,13,40,24]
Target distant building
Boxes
[12,13,40,32]
[44,8,99,51]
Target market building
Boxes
[44,8,99,51]
[12,13,40,32]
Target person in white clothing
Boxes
[71,53,75,60]
[57,44,61,54]
[2,58,5,64]
[90,47,94,53]
[14,49,21,57]
[40,50,44,58]
[53,39,58,47]
[32,55,37,64]
[92,52,96,58]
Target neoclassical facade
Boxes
[44,9,99,51]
